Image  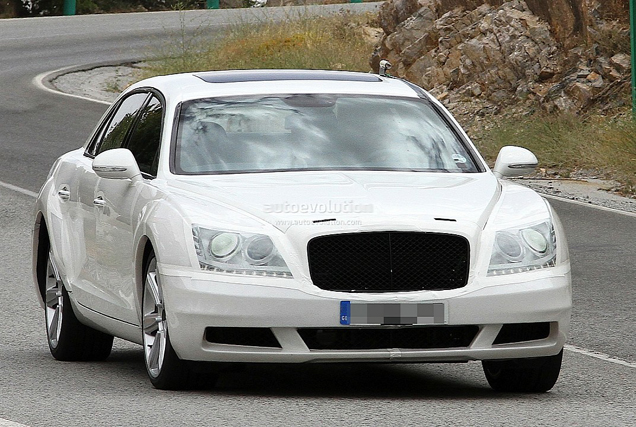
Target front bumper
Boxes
[160,265,571,363]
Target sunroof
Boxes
[194,70,382,84]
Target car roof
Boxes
[126,69,425,103]
[194,69,383,84]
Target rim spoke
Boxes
[47,252,60,280]
[48,307,60,341]
[146,271,161,306]
[148,330,163,370]
[45,287,59,307]
[143,312,160,334]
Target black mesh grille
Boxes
[298,326,479,350]
[205,327,281,348]
[307,232,469,292]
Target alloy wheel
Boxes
[45,251,63,349]
[143,257,167,378]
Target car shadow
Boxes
[103,346,517,399]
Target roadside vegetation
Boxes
[141,10,635,195]
[1,0,354,17]
[141,10,378,78]
[475,113,636,194]
[1,0,204,17]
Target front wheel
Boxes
[44,250,113,361]
[142,251,198,390]
[482,350,563,393]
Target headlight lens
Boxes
[244,235,275,264]
[193,226,292,277]
[488,221,556,276]
[209,232,240,259]
[521,228,548,254]
[494,232,524,262]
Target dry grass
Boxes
[590,20,631,57]
[475,112,636,194]
[142,10,377,78]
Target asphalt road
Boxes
[1,6,635,426]
[0,4,379,193]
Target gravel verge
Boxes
[51,64,140,103]
[517,178,636,213]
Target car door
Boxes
[93,93,164,325]
[47,148,88,289]
[73,92,152,324]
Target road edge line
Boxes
[565,344,636,369]
[32,61,146,106]
[0,419,29,427]
[540,193,636,218]
[0,180,38,198]
[33,67,112,105]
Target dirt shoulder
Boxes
[51,64,141,104]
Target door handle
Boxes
[93,196,106,207]
[57,187,70,201]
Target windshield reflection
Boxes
[174,95,480,174]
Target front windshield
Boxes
[173,95,481,174]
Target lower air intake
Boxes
[493,322,551,345]
[205,327,281,348]
[298,326,479,350]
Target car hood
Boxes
[169,171,501,232]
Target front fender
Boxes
[131,193,196,325]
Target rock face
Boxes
[371,0,631,124]
[524,0,588,47]
[587,0,629,22]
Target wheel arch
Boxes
[134,236,155,323]
[33,211,49,307]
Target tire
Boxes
[482,350,563,393]
[44,250,114,361]
[142,250,198,390]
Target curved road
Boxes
[1,7,635,426]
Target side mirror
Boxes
[493,146,538,178]
[93,148,142,182]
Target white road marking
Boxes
[565,344,636,369]
[0,180,38,198]
[32,66,111,105]
[542,193,636,218]
[0,419,29,427]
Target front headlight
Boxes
[193,226,292,277]
[488,221,556,276]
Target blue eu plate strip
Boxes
[340,301,351,325]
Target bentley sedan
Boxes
[33,69,571,391]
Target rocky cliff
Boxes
[371,0,631,127]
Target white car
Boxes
[32,69,571,391]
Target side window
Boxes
[126,96,163,176]
[95,93,149,155]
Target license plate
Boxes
[339,301,446,326]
